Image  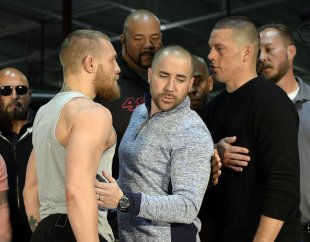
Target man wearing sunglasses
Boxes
[0,67,33,242]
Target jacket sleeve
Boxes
[126,126,213,223]
[253,91,300,221]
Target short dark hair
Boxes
[258,23,295,46]
[214,16,260,57]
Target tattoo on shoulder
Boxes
[29,215,39,231]
[61,85,71,92]
[0,190,8,207]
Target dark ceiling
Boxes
[0,0,310,93]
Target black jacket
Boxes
[0,111,34,242]
[97,54,150,178]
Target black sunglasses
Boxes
[0,85,29,96]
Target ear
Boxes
[207,75,214,92]
[243,44,254,62]
[120,34,125,45]
[287,45,296,61]
[188,77,194,92]
[83,55,96,73]
[147,68,152,84]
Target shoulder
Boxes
[65,98,112,127]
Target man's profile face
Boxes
[258,28,290,83]
[93,40,121,101]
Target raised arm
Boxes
[23,149,40,232]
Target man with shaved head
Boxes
[201,16,301,241]
[0,67,33,242]
[95,45,213,241]
[99,9,163,180]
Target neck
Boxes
[275,70,299,94]
[62,76,96,100]
[226,72,257,93]
[11,114,29,134]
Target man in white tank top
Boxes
[23,29,122,242]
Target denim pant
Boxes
[31,214,107,242]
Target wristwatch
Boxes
[117,194,130,212]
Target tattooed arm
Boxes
[23,150,40,232]
[0,154,11,242]
[0,190,11,242]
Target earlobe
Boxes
[147,68,152,84]
[288,45,296,60]
[120,34,125,45]
[84,55,95,73]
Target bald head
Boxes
[0,67,31,121]
[123,9,161,34]
[0,67,29,86]
[121,10,162,72]
[59,29,110,74]
[151,45,193,74]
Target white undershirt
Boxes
[287,87,300,100]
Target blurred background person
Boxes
[0,67,32,242]
[188,55,213,115]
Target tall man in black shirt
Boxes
[201,16,301,241]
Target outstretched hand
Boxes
[95,171,123,209]
[216,136,250,172]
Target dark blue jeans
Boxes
[31,214,107,242]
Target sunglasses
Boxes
[0,85,29,96]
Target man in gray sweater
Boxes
[96,45,214,242]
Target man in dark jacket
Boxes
[0,67,33,242]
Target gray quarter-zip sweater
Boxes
[117,95,213,242]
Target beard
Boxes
[93,65,120,101]
[258,56,290,84]
[124,41,155,69]
[5,101,28,120]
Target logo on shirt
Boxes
[122,97,144,112]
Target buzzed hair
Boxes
[214,16,260,57]
[59,29,110,73]
[192,55,209,76]
[123,9,161,34]
[151,45,194,76]
[258,23,295,47]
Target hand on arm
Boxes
[253,215,284,242]
[210,149,222,186]
[95,171,123,209]
[215,136,250,172]
[23,150,40,232]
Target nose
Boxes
[115,61,121,74]
[189,82,198,94]
[258,49,266,62]
[164,78,175,92]
[11,89,19,99]
[208,48,215,61]
[143,37,155,50]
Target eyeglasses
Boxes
[0,85,29,96]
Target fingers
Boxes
[223,136,237,144]
[102,170,116,183]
